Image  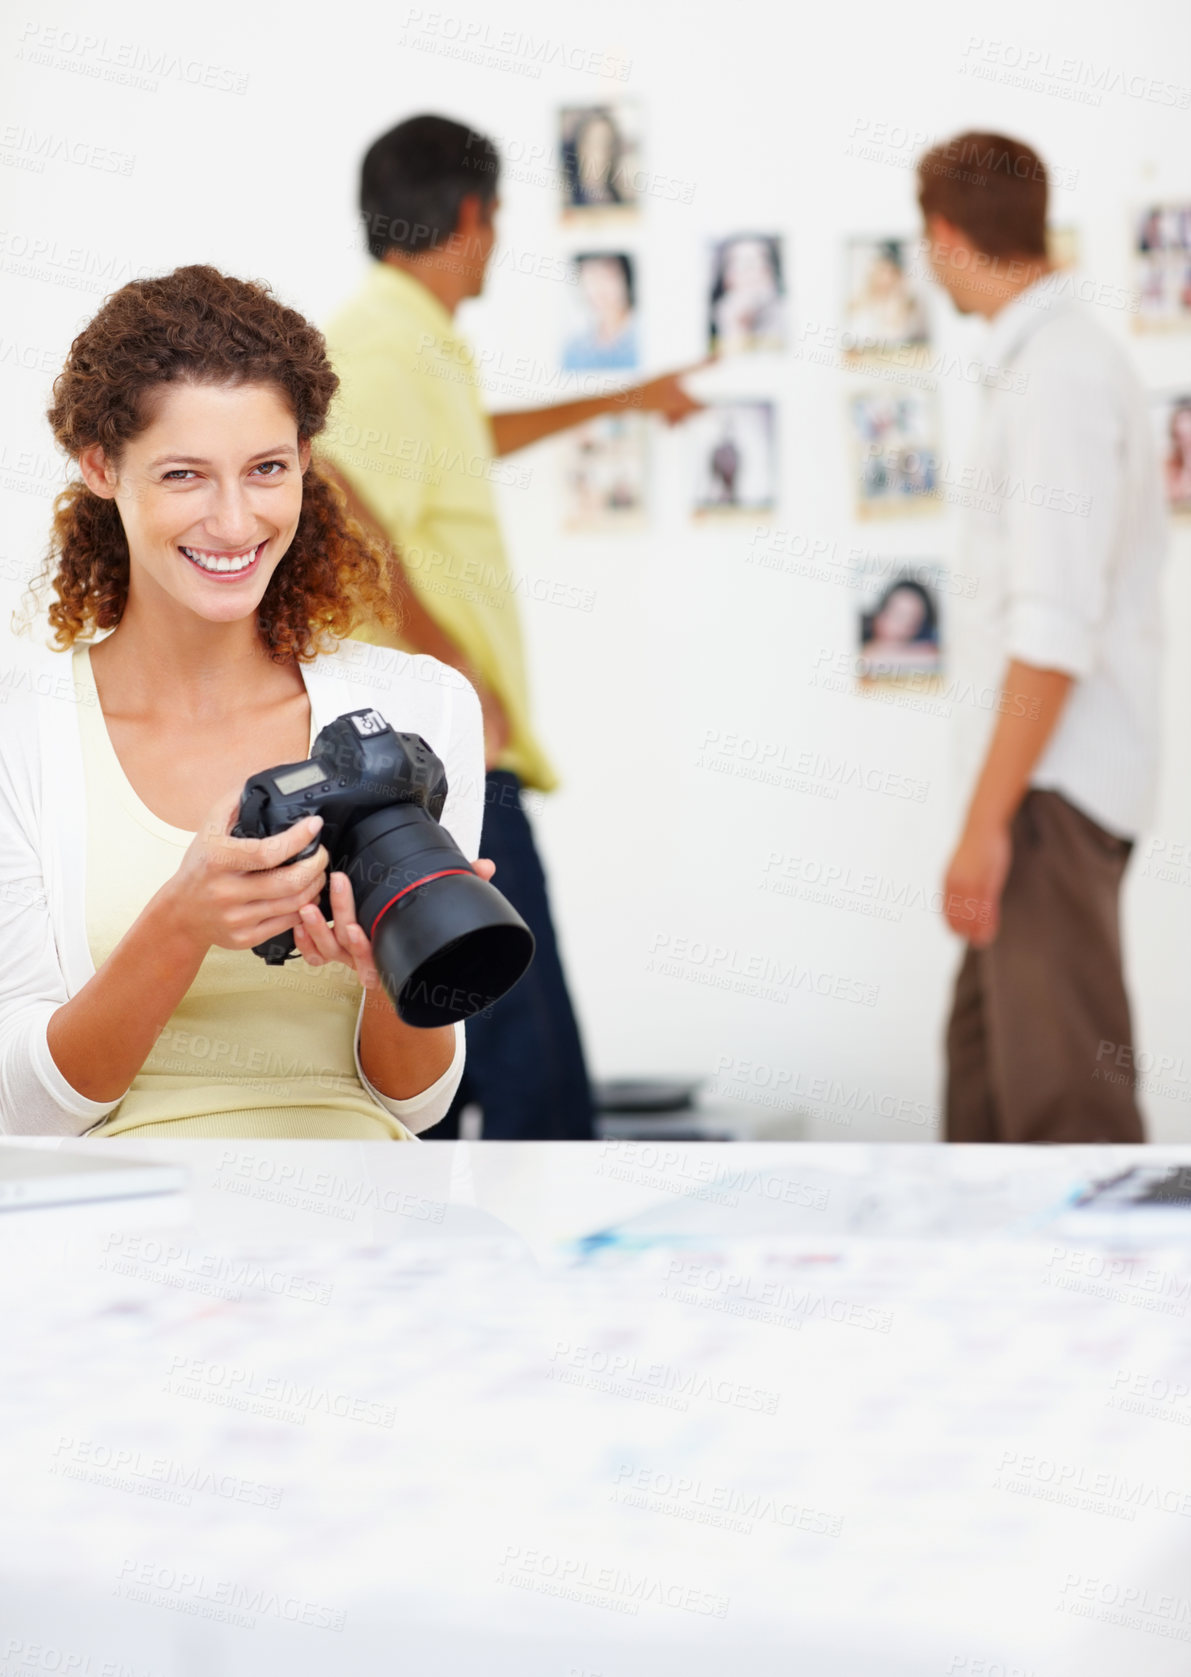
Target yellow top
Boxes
[73,645,416,1139]
[319,260,557,793]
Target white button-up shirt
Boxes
[951,275,1166,839]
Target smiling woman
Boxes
[0,265,486,1140]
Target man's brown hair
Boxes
[917,132,1048,259]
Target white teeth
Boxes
[181,544,260,574]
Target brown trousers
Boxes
[945,789,1144,1143]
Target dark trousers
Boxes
[432,771,595,1140]
[945,789,1144,1143]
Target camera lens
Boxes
[342,805,534,1026]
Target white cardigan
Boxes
[0,636,485,1137]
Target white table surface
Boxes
[2,1138,1189,1676]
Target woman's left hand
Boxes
[293,861,497,986]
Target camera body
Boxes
[234,708,450,922]
[233,709,534,1027]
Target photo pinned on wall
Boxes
[1153,393,1191,515]
[559,102,642,220]
[708,235,787,355]
[561,252,638,371]
[690,401,777,517]
[855,560,944,688]
[1132,204,1191,330]
[842,237,929,362]
[561,413,649,531]
[848,389,940,519]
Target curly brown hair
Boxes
[24,263,396,662]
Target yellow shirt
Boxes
[73,645,415,1140]
[320,260,557,793]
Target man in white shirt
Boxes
[917,132,1166,1143]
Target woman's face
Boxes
[577,115,615,182]
[869,255,902,297]
[580,257,630,323]
[873,586,927,644]
[1171,406,1191,455]
[81,380,308,628]
[724,239,776,296]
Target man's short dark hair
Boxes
[917,132,1048,259]
[359,114,500,259]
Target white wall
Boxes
[2,0,1189,1138]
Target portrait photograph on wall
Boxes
[855,561,945,687]
[558,101,643,220]
[707,234,787,355]
[561,252,639,371]
[561,413,649,531]
[842,236,930,361]
[848,388,941,518]
[1153,393,1191,514]
[1133,202,1191,329]
[689,400,777,516]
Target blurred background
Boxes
[2,0,1189,1138]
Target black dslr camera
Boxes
[233,709,534,1027]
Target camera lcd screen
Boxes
[273,762,326,795]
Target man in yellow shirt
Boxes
[319,114,701,1139]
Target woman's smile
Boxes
[178,539,267,580]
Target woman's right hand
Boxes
[162,799,330,956]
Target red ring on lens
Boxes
[368,869,474,940]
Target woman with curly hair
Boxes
[0,264,485,1139]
